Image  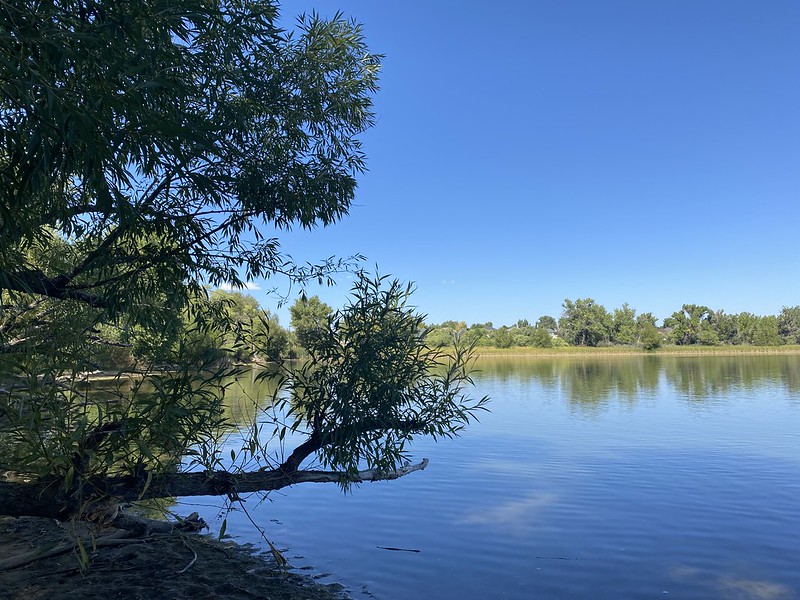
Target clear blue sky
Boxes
[244,1,800,327]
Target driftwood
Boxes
[0,511,211,572]
[0,528,137,571]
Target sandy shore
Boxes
[0,516,348,600]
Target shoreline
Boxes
[0,516,348,600]
[74,345,800,383]
[474,344,800,358]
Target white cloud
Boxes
[217,282,261,292]
[457,492,557,532]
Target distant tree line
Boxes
[425,299,800,350]
[91,295,800,367]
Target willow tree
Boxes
[0,1,486,521]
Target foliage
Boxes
[2,0,500,520]
[0,0,380,372]
[535,316,558,335]
[208,290,289,362]
[611,303,637,345]
[1,1,379,311]
[1,336,232,486]
[463,325,490,346]
[664,304,712,345]
[423,321,467,347]
[638,322,663,350]
[492,327,514,349]
[289,295,333,352]
[636,312,658,328]
[709,310,736,345]
[735,313,780,346]
[1,0,378,326]
[422,301,793,351]
[0,0,490,515]
[558,298,612,347]
[778,306,800,345]
[265,273,488,482]
[424,326,458,347]
[513,324,553,348]
[255,313,292,361]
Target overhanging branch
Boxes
[0,459,430,520]
[117,458,430,501]
[0,268,108,308]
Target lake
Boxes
[184,354,800,599]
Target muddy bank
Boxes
[0,516,348,600]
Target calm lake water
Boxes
[184,355,800,600]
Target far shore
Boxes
[45,344,800,385]
[473,344,800,358]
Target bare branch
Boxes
[0,460,430,520]
[0,269,108,308]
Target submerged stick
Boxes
[376,546,421,553]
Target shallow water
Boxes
[184,355,800,599]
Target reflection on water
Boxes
[183,355,800,600]
[474,354,800,408]
[456,491,557,532]
[218,366,280,426]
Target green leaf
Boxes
[218,518,227,540]
[63,466,75,492]
[137,470,154,501]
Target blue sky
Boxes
[244,1,800,327]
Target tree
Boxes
[289,295,333,351]
[753,316,781,346]
[558,298,612,347]
[735,313,780,346]
[638,322,662,350]
[270,274,488,481]
[1,2,378,311]
[492,327,513,348]
[663,304,713,345]
[697,323,721,346]
[424,321,467,347]
[425,326,457,347]
[535,315,558,336]
[778,306,800,345]
[0,273,487,518]
[207,290,261,361]
[527,327,554,348]
[464,325,490,346]
[611,303,637,345]
[509,320,552,348]
[254,311,291,361]
[0,1,486,521]
[636,312,658,328]
[707,309,736,345]
[208,290,290,361]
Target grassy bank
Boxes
[473,345,800,358]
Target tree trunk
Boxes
[0,459,429,520]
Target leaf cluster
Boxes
[266,273,488,484]
[1,0,380,318]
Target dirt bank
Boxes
[0,516,347,600]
